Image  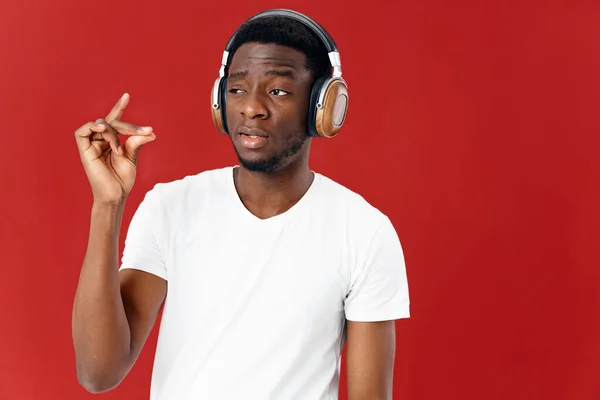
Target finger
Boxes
[124,133,156,165]
[74,121,109,151]
[105,93,130,123]
[109,119,153,136]
[90,118,109,141]
[91,119,123,155]
[75,121,107,138]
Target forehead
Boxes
[228,42,309,73]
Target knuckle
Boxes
[75,122,91,136]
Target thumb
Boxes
[124,133,156,165]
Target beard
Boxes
[232,131,309,174]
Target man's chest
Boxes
[163,218,352,331]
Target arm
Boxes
[344,215,410,399]
[346,320,396,400]
[71,94,162,393]
[71,202,166,393]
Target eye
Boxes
[270,89,289,96]
[229,88,245,94]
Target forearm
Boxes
[347,377,392,400]
[346,320,396,400]
[72,202,131,392]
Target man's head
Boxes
[224,15,331,174]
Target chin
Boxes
[231,131,308,174]
[238,156,282,173]
[232,145,277,173]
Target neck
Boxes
[233,160,314,219]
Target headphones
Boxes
[210,9,349,139]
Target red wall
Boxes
[1,0,599,399]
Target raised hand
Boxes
[75,94,156,205]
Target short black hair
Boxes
[227,15,332,79]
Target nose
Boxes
[240,90,268,119]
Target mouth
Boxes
[238,126,269,138]
[237,127,270,149]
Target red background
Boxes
[1,0,599,399]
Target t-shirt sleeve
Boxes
[344,215,410,322]
[119,186,168,280]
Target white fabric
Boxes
[120,166,410,400]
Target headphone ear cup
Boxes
[211,77,229,135]
[308,77,349,138]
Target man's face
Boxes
[225,42,314,173]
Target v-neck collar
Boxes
[225,166,321,225]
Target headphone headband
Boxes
[225,9,338,53]
[219,9,342,78]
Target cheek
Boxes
[275,111,308,140]
[280,96,310,124]
[224,98,238,123]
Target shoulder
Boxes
[146,165,234,205]
[314,173,392,234]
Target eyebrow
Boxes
[266,69,295,79]
[228,69,297,80]
[228,71,248,80]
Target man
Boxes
[72,9,410,400]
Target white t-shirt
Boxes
[120,166,410,400]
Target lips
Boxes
[238,126,269,139]
[237,126,270,149]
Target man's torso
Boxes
[122,167,389,399]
